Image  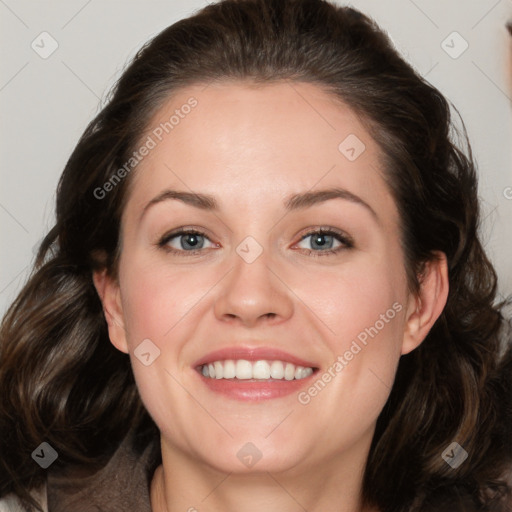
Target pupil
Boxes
[315,235,326,246]
[312,233,333,250]
[185,234,199,248]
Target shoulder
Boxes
[46,426,160,511]
[0,485,48,512]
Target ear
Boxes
[401,251,449,355]
[92,269,129,354]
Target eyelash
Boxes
[157,226,354,258]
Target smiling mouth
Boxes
[197,359,319,381]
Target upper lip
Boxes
[193,346,319,369]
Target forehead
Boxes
[123,80,398,227]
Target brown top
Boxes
[46,428,160,512]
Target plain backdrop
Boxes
[1,0,511,317]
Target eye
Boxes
[158,228,217,256]
[157,226,354,257]
[295,228,354,257]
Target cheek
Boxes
[309,252,407,410]
[119,256,203,346]
[117,257,197,434]
[317,251,407,348]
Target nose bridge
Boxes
[213,232,293,326]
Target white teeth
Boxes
[294,366,312,380]
[200,359,314,381]
[223,359,236,379]
[284,363,295,381]
[252,360,270,379]
[236,359,253,379]
[294,366,304,379]
[214,361,223,379]
[269,360,284,379]
[301,367,313,378]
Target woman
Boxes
[1,0,511,510]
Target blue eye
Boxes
[157,227,354,257]
[296,228,353,257]
[158,229,215,255]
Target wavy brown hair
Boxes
[1,0,511,510]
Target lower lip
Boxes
[196,369,318,401]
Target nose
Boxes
[213,245,294,328]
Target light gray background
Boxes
[1,0,511,317]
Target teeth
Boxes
[200,359,314,381]
[284,362,295,381]
[214,361,223,379]
[252,360,270,379]
[235,360,252,379]
[223,359,236,379]
[295,366,306,379]
[269,360,284,379]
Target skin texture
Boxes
[93,81,449,512]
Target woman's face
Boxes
[98,81,436,475]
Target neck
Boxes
[150,434,377,512]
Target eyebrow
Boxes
[139,187,379,223]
